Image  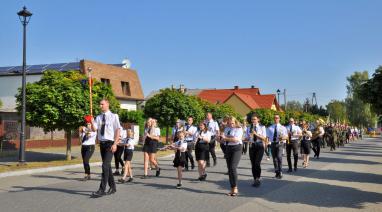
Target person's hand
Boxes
[111,144,117,153]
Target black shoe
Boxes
[278,172,283,179]
[191,164,195,170]
[294,167,298,172]
[106,188,116,195]
[91,190,106,197]
[118,178,126,183]
[252,179,261,187]
[113,171,120,176]
[156,168,161,177]
[176,184,182,189]
[127,177,134,183]
[206,163,211,167]
[140,175,149,179]
[185,167,189,171]
[213,160,217,166]
[203,173,207,180]
[287,168,293,173]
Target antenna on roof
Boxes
[122,58,131,69]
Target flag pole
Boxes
[88,67,93,117]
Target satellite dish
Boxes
[122,58,131,69]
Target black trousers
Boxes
[185,142,195,169]
[220,143,227,158]
[242,142,248,155]
[225,145,242,188]
[114,145,125,170]
[249,142,264,179]
[286,140,299,170]
[312,138,321,158]
[271,143,283,174]
[206,136,217,164]
[81,145,95,175]
[99,141,116,191]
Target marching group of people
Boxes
[79,98,361,198]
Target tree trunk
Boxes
[66,129,72,161]
[165,126,169,144]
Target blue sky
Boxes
[1,0,381,107]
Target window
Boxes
[121,81,131,96]
[101,78,110,86]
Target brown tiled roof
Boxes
[80,60,144,101]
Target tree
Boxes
[359,66,382,115]
[144,88,204,143]
[326,100,347,123]
[345,71,377,127]
[15,70,119,160]
[119,110,145,135]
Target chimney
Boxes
[251,85,255,89]
[234,86,239,90]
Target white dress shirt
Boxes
[124,138,135,150]
[184,124,197,141]
[174,140,188,152]
[286,124,302,141]
[195,131,212,144]
[245,124,266,143]
[206,119,219,136]
[80,128,97,146]
[267,124,288,143]
[224,127,243,146]
[94,110,121,142]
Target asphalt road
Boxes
[0,137,381,212]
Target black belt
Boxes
[186,140,193,143]
[100,140,113,143]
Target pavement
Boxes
[0,137,381,212]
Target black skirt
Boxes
[301,139,311,154]
[195,142,209,161]
[142,137,158,153]
[173,151,186,167]
[124,149,134,161]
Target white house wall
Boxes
[0,75,42,110]
[119,99,137,111]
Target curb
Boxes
[0,162,102,179]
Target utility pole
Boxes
[283,89,287,111]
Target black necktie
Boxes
[273,125,278,142]
[289,125,293,140]
[82,133,87,143]
[254,125,257,141]
[100,114,106,136]
[186,125,190,131]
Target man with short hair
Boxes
[267,114,288,179]
[286,118,302,172]
[184,116,197,170]
[91,99,121,197]
[205,112,219,167]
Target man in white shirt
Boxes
[205,112,220,167]
[184,117,197,170]
[266,114,288,179]
[286,118,302,172]
[91,99,121,197]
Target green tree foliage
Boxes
[326,100,347,123]
[247,109,321,127]
[359,66,382,115]
[144,88,204,143]
[345,71,377,127]
[283,100,304,112]
[198,99,243,122]
[15,70,119,160]
[0,99,3,109]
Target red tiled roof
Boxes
[197,87,280,111]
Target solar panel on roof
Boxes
[45,63,66,70]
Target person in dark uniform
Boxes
[113,125,126,176]
[300,123,312,168]
[245,114,267,187]
[312,119,325,159]
[91,99,121,197]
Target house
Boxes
[145,85,282,117]
[0,59,144,141]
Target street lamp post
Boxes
[276,89,281,105]
[17,6,32,165]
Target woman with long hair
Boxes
[194,122,211,181]
[221,116,243,197]
[142,118,161,178]
[300,123,312,168]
